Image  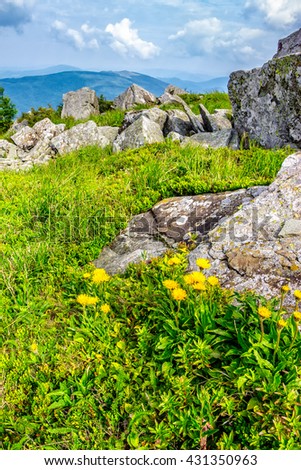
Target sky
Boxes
[0,0,301,79]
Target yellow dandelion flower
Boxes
[92,268,110,284]
[76,294,99,306]
[207,276,219,286]
[171,288,187,301]
[184,271,206,285]
[294,290,301,300]
[277,318,287,329]
[258,306,272,319]
[30,343,38,354]
[192,282,206,291]
[100,304,111,314]
[167,257,181,266]
[196,258,211,269]
[281,285,290,292]
[83,273,91,279]
[293,311,301,322]
[163,279,179,290]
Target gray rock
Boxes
[166,131,184,142]
[51,121,119,154]
[164,109,194,136]
[159,92,204,134]
[279,219,301,237]
[113,84,157,110]
[199,104,232,132]
[228,34,301,148]
[122,107,168,131]
[94,187,264,274]
[61,87,100,120]
[164,84,187,95]
[11,126,39,150]
[33,118,65,140]
[11,119,29,132]
[113,115,164,152]
[181,129,236,149]
[274,27,301,58]
[0,140,20,160]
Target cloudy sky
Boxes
[0,0,300,78]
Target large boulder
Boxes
[228,29,301,149]
[94,186,264,274]
[113,116,164,152]
[94,151,301,305]
[51,121,119,154]
[188,151,301,303]
[113,84,157,110]
[61,87,100,120]
[164,109,195,136]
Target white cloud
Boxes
[245,0,301,27]
[105,18,160,59]
[51,20,99,50]
[169,17,264,61]
[0,0,35,30]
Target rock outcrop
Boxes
[274,27,301,58]
[113,84,157,110]
[228,29,301,149]
[94,151,301,304]
[61,87,100,120]
[113,116,164,152]
[164,84,187,96]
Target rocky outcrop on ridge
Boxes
[61,87,100,120]
[94,151,301,304]
[0,85,234,170]
[228,28,301,149]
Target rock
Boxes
[164,84,187,95]
[33,118,65,140]
[113,84,157,110]
[159,92,204,134]
[113,116,164,152]
[188,151,301,303]
[228,29,301,149]
[122,107,168,131]
[166,131,184,142]
[11,126,39,150]
[274,27,301,58]
[11,119,29,132]
[181,129,238,149]
[94,186,264,274]
[51,121,119,154]
[0,140,20,160]
[164,109,194,136]
[199,104,232,132]
[61,87,100,120]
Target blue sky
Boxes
[0,0,300,78]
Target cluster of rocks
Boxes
[94,151,301,306]
[0,84,235,171]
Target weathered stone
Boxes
[11,126,39,150]
[113,84,157,110]
[33,118,65,140]
[51,121,119,154]
[164,84,187,95]
[113,116,164,152]
[274,27,301,58]
[279,219,301,237]
[181,129,237,149]
[199,105,232,132]
[11,119,29,132]
[188,151,301,303]
[228,30,301,148]
[61,87,100,120]
[0,140,20,160]
[164,109,194,136]
[159,92,205,134]
[122,108,168,131]
[93,187,264,274]
[166,131,184,142]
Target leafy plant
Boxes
[0,87,17,133]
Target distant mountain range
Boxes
[0,68,229,115]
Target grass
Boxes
[1,140,299,450]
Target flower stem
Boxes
[260,318,265,343]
